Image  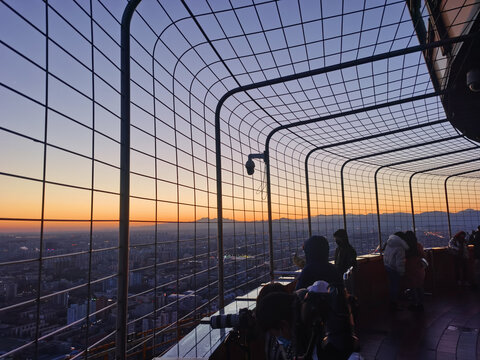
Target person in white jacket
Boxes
[383,232,409,310]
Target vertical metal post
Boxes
[409,174,416,233]
[214,98,227,309]
[35,1,49,357]
[445,176,452,239]
[305,154,312,237]
[340,162,347,230]
[374,168,382,252]
[265,150,274,281]
[117,1,141,358]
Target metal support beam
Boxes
[406,0,442,93]
[374,167,383,251]
[118,0,141,358]
[445,177,452,238]
[306,163,313,237]
[265,150,274,281]
[409,175,417,232]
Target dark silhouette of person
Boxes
[296,236,342,290]
[470,226,480,290]
[334,229,357,296]
[333,229,357,275]
[256,286,355,360]
[404,231,426,311]
[448,231,469,285]
[256,283,292,360]
[383,232,409,310]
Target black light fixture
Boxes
[467,68,480,92]
[245,153,265,175]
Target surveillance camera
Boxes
[245,159,255,175]
[467,69,480,92]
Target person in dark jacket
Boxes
[296,236,342,290]
[448,231,469,285]
[404,231,426,311]
[334,229,357,275]
[334,229,357,295]
[470,226,480,290]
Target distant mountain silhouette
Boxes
[132,209,480,235]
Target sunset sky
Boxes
[1,0,480,233]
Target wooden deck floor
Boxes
[356,288,480,359]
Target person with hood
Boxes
[448,231,469,285]
[296,236,342,290]
[334,229,357,295]
[383,232,409,310]
[334,229,357,275]
[404,231,426,311]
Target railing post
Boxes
[214,100,226,308]
[305,153,312,237]
[265,150,275,281]
[409,174,416,233]
[445,176,452,239]
[118,0,142,358]
[340,162,348,230]
[374,168,383,252]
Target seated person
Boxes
[256,283,292,360]
[296,236,343,290]
[256,281,356,360]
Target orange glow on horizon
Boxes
[2,206,479,233]
[1,174,479,232]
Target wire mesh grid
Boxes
[1,0,480,358]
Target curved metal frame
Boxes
[214,33,477,287]
[370,152,479,247]
[444,168,480,238]
[339,135,464,230]
[305,118,448,235]
[264,92,442,273]
[408,157,480,232]
[373,150,478,244]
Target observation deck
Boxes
[158,248,480,360]
[1,0,480,359]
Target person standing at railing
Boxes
[333,229,357,296]
[448,231,469,286]
[383,232,409,311]
[296,236,342,291]
[403,231,426,311]
[468,226,480,290]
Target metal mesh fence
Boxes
[1,0,480,358]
